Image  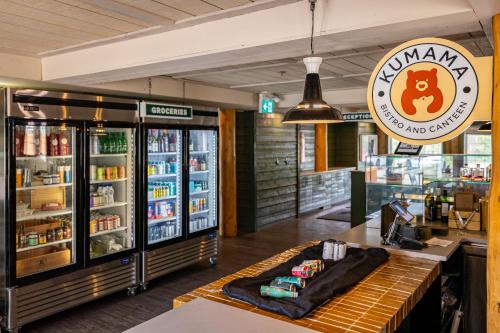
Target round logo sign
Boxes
[367,38,479,144]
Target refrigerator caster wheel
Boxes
[127,287,137,296]
[209,257,217,266]
[139,283,148,292]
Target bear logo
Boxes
[401,68,443,116]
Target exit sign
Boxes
[259,95,275,114]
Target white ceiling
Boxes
[165,31,492,96]
[0,0,282,56]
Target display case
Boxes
[365,154,491,220]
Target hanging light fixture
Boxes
[478,121,491,132]
[282,0,343,124]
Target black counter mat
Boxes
[222,241,389,319]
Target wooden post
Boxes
[315,124,328,171]
[219,109,237,237]
[488,14,500,333]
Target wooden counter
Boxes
[174,241,440,333]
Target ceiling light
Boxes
[282,0,343,124]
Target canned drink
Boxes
[105,167,112,180]
[97,167,104,181]
[260,286,298,298]
[302,260,324,273]
[274,276,305,289]
[322,240,335,260]
[118,166,126,179]
[64,166,71,183]
[89,165,97,181]
[335,241,347,261]
[291,265,314,278]
[112,166,118,179]
[270,280,296,292]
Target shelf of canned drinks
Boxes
[90,178,128,184]
[90,226,128,238]
[16,238,71,253]
[148,174,176,179]
[148,195,176,202]
[17,208,73,222]
[148,216,177,225]
[190,209,210,216]
[190,190,209,195]
[16,182,72,191]
[90,153,127,158]
[16,155,72,161]
[90,202,128,211]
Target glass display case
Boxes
[365,154,491,220]
[14,124,77,278]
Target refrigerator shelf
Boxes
[189,151,209,154]
[148,174,176,179]
[190,170,209,175]
[190,190,209,195]
[16,155,72,161]
[148,216,176,225]
[90,202,128,211]
[190,209,210,216]
[17,208,73,222]
[90,226,128,237]
[148,152,176,156]
[148,235,178,245]
[148,195,176,202]
[90,178,127,184]
[90,153,127,158]
[16,183,72,191]
[16,238,71,253]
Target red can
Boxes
[291,265,314,278]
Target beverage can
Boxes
[302,260,324,273]
[260,286,298,298]
[118,166,126,179]
[269,280,297,292]
[274,276,305,289]
[105,167,112,180]
[64,166,71,183]
[112,166,118,180]
[322,240,335,260]
[291,265,314,278]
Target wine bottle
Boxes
[441,190,449,224]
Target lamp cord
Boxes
[310,0,316,55]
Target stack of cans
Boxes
[260,260,324,299]
[322,240,347,261]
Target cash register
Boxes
[381,200,428,250]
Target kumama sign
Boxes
[367,37,492,145]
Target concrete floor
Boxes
[22,204,350,333]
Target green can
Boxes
[260,286,298,298]
[274,276,306,289]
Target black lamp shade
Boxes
[478,122,491,131]
[282,61,343,124]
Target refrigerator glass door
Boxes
[89,127,135,259]
[146,128,183,245]
[14,124,77,278]
[188,130,217,233]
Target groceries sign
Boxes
[140,102,193,120]
[367,37,492,144]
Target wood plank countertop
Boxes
[174,241,440,333]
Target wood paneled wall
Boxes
[219,109,237,237]
[315,124,328,172]
[235,112,297,232]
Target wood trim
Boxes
[314,124,328,172]
[219,109,237,237]
[488,14,500,333]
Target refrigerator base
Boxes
[142,233,218,286]
[3,253,139,332]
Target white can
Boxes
[322,240,335,260]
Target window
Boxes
[464,133,491,166]
[388,137,442,155]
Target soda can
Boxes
[270,280,296,292]
[322,240,335,260]
[302,260,324,273]
[274,276,305,289]
[260,286,298,299]
[291,265,314,278]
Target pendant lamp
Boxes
[478,122,491,132]
[282,0,343,124]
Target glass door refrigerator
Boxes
[188,129,218,236]
[2,88,140,332]
[86,125,137,264]
[139,102,218,288]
